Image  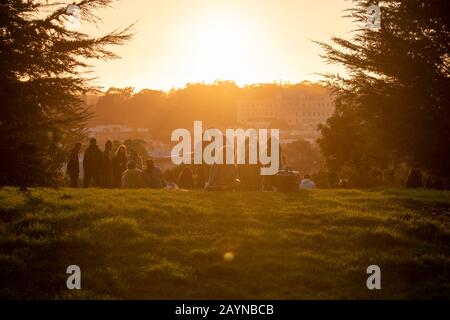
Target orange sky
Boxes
[79,0,354,91]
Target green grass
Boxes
[0,187,449,299]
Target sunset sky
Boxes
[81,0,355,91]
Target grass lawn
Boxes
[0,187,449,299]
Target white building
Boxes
[237,88,335,131]
[87,124,152,146]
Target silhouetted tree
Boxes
[0,0,133,188]
[283,139,324,174]
[317,0,450,184]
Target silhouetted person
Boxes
[406,168,422,188]
[207,163,238,190]
[177,165,195,189]
[238,164,261,190]
[238,138,261,190]
[121,160,144,188]
[433,177,444,190]
[101,140,113,188]
[338,178,349,188]
[261,137,281,191]
[299,174,317,190]
[66,142,81,188]
[112,145,127,188]
[129,149,143,170]
[206,145,239,191]
[425,175,444,190]
[83,138,103,188]
[142,159,164,188]
[195,164,209,189]
[195,138,210,189]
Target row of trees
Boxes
[91,81,324,140]
[317,0,450,187]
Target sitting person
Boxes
[238,138,261,191]
[121,161,144,188]
[142,159,164,188]
[299,174,317,190]
[338,178,349,188]
[239,163,261,191]
[177,165,195,189]
[206,145,239,191]
[128,149,143,170]
[165,181,179,190]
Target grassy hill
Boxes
[0,187,449,299]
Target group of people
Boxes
[174,148,317,191]
[66,138,318,191]
[66,138,163,189]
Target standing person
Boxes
[142,159,164,188]
[66,142,82,188]
[121,161,144,188]
[83,138,103,188]
[195,138,210,189]
[101,140,113,188]
[112,145,127,188]
[406,167,422,188]
[129,149,143,170]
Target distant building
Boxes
[87,124,151,146]
[237,87,335,131]
[147,140,174,171]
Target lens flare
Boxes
[223,252,235,262]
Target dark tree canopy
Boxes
[0,0,133,187]
[317,0,450,185]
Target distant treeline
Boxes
[90,81,327,140]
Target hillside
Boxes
[0,187,449,299]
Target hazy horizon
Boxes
[96,79,328,94]
[78,0,354,91]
